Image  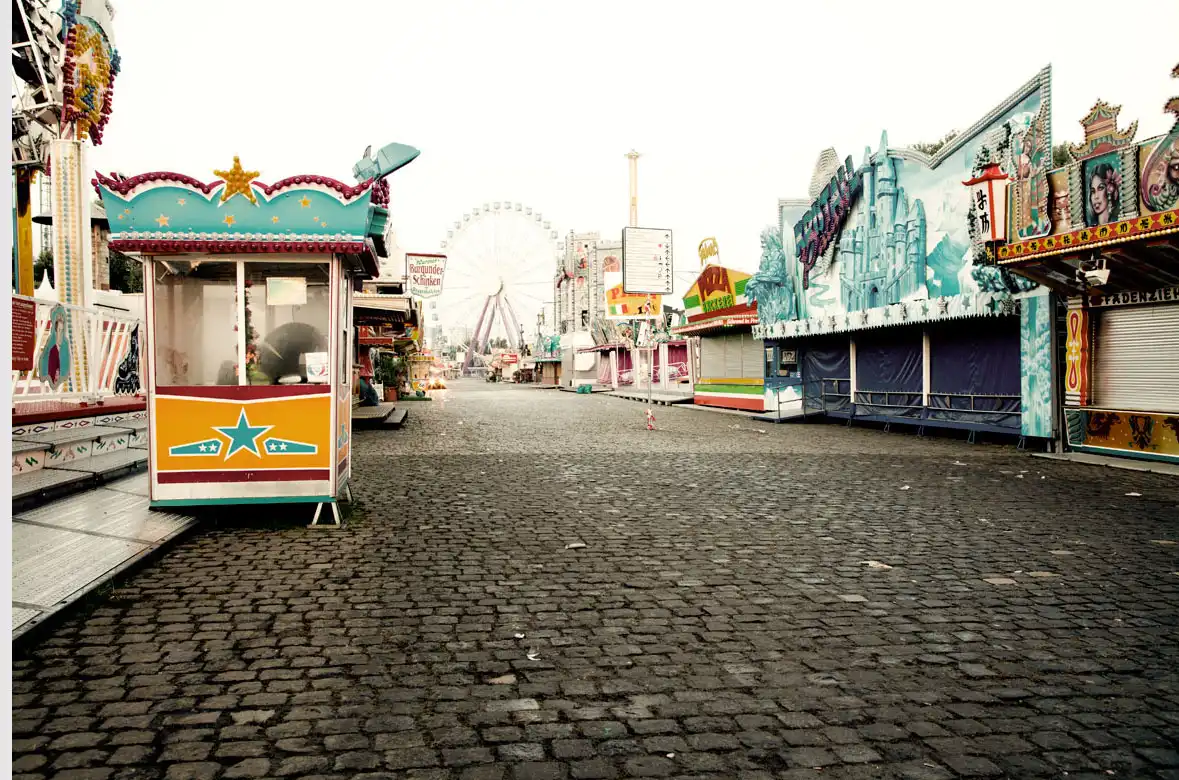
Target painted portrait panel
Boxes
[1139,133,1179,214]
[1083,152,1124,227]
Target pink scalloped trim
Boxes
[92,171,374,200]
[108,239,368,254]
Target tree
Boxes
[1052,143,1071,169]
[909,130,960,157]
[33,248,53,287]
[108,249,143,293]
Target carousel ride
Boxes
[436,201,562,374]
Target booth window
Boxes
[244,262,331,385]
[153,260,238,386]
[778,348,797,377]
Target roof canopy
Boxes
[92,146,420,278]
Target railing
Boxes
[653,361,689,383]
[11,295,145,406]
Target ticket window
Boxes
[765,345,799,379]
[778,347,798,378]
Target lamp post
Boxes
[962,163,1010,247]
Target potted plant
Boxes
[378,354,404,402]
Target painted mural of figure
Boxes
[113,325,143,395]
[37,305,72,389]
[745,226,797,322]
[1085,161,1122,226]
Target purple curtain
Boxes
[854,328,923,418]
[927,319,1021,429]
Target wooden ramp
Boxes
[352,403,407,430]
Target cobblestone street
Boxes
[12,380,1179,780]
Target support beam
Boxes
[15,168,34,296]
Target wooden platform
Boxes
[352,403,408,430]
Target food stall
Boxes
[94,144,419,524]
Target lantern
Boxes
[962,163,1010,243]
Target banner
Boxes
[602,252,661,319]
[407,253,447,298]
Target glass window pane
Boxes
[244,262,331,385]
[153,260,238,386]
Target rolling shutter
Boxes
[700,336,725,378]
[1094,305,1179,413]
[740,333,763,378]
[723,333,743,377]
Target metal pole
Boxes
[15,168,34,296]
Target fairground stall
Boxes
[94,144,419,522]
[748,69,1057,443]
[998,67,1179,464]
[673,265,763,411]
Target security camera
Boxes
[1083,268,1110,286]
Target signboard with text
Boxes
[12,297,36,371]
[407,253,447,299]
[622,227,673,295]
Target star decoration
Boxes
[224,214,236,226]
[313,216,320,222]
[214,409,273,459]
[272,216,280,223]
[213,156,260,204]
[177,198,186,206]
[155,214,170,227]
[123,208,131,214]
[299,196,311,208]
[320,222,327,228]
[117,214,124,220]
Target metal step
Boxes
[12,467,92,500]
[12,439,47,455]
[51,447,147,476]
[23,425,134,447]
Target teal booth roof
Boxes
[92,157,408,278]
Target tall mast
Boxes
[625,150,640,227]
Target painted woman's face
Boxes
[1090,175,1109,218]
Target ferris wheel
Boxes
[438,202,563,373]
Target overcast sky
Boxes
[88,0,1178,318]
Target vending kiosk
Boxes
[94,144,419,523]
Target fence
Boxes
[11,295,145,406]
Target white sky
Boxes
[87,0,1178,320]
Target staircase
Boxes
[12,408,148,512]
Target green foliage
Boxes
[909,130,960,157]
[1052,143,1071,169]
[108,249,143,293]
[34,248,54,286]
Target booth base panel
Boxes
[151,495,334,508]
[150,478,335,506]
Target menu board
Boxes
[622,227,673,295]
[12,297,36,371]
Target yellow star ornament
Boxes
[213,156,260,204]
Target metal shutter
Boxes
[1094,305,1179,413]
[700,336,725,378]
[740,332,763,378]
[723,332,743,377]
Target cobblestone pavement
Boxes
[13,379,1179,780]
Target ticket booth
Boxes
[95,145,419,523]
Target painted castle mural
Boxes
[749,69,1050,330]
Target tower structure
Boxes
[626,150,640,227]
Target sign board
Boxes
[408,253,447,298]
[12,297,36,371]
[602,252,661,320]
[682,265,754,321]
[622,227,673,295]
[304,352,329,383]
[267,277,307,306]
[1087,286,1179,308]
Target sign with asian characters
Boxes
[622,227,673,295]
[407,253,448,299]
